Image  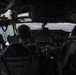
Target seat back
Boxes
[61,40,76,68]
[0,43,33,75]
[63,43,76,67]
[60,40,76,75]
[1,57,31,75]
[57,40,76,75]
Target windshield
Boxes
[0,23,75,40]
[16,23,75,31]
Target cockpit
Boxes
[0,0,76,75]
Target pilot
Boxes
[60,26,76,75]
[17,25,45,75]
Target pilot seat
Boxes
[0,42,39,75]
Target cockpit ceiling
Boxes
[1,0,76,23]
